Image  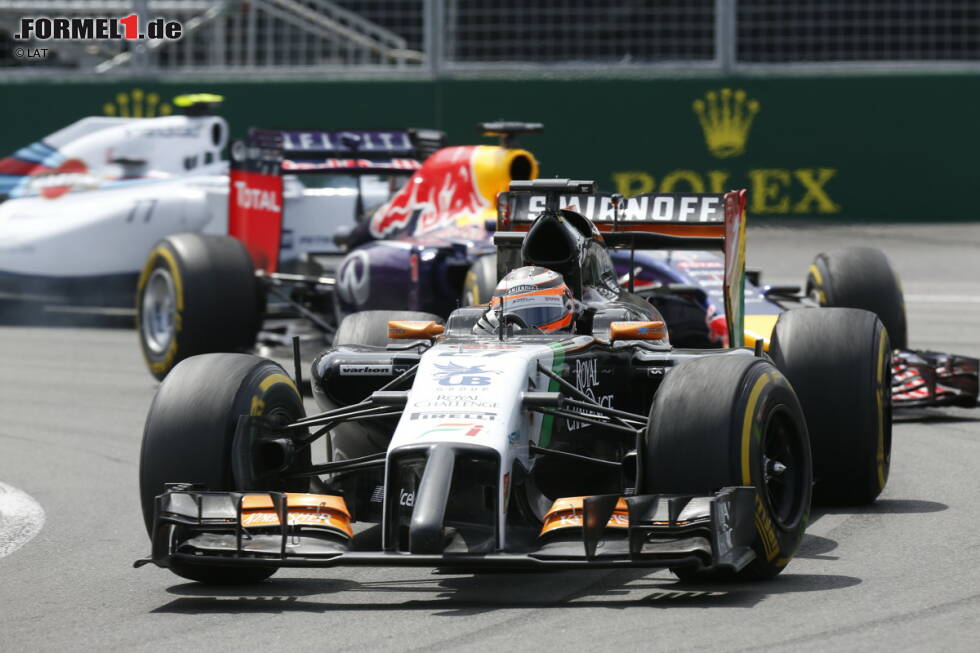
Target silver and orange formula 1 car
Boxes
[137,180,892,584]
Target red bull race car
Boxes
[137,180,892,585]
[137,122,542,379]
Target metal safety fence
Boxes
[2,0,980,78]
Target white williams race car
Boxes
[0,97,430,310]
[0,97,230,306]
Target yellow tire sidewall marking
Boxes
[875,331,888,489]
[740,371,782,561]
[741,372,770,485]
[259,373,299,396]
[138,246,184,374]
[463,270,480,306]
[251,373,301,416]
[807,264,827,304]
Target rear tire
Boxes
[139,354,307,583]
[806,247,907,349]
[137,234,260,381]
[462,254,498,306]
[641,354,812,581]
[769,307,891,506]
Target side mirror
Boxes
[609,321,667,342]
[388,320,445,340]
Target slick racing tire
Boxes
[139,354,307,584]
[137,234,261,381]
[462,254,498,306]
[769,307,891,506]
[806,247,907,349]
[332,310,443,348]
[641,354,811,581]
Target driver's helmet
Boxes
[474,266,574,334]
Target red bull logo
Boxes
[369,145,539,240]
[370,145,486,239]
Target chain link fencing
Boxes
[1,0,979,78]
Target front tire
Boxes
[769,307,891,505]
[139,354,307,583]
[137,234,260,381]
[641,354,812,580]
[806,247,907,349]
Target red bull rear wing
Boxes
[228,128,445,273]
[495,179,748,348]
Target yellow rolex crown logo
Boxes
[693,88,760,159]
[102,88,172,118]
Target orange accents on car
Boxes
[608,321,668,341]
[240,493,352,537]
[387,320,445,340]
[539,496,631,537]
[537,312,574,333]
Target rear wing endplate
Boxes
[228,131,284,273]
[494,179,748,347]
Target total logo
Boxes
[433,362,500,387]
[233,180,281,212]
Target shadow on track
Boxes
[794,533,839,560]
[151,568,862,615]
[818,499,949,516]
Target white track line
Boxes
[0,482,45,559]
[904,294,980,304]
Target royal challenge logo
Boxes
[613,88,841,216]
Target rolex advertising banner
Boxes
[1,75,978,221]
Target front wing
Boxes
[893,350,979,408]
[136,487,757,573]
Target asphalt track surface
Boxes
[1,222,978,652]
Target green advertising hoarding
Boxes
[1,75,977,221]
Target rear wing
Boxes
[228,127,445,272]
[250,127,445,171]
[494,179,748,347]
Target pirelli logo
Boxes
[754,494,780,561]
